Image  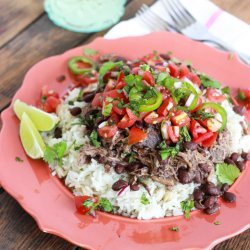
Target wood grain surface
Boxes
[0,0,249,249]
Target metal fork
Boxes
[136,4,174,32]
[161,0,250,64]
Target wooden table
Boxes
[0,0,249,249]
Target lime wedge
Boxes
[20,113,46,159]
[13,99,59,131]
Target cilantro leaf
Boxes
[90,131,101,147]
[195,110,215,120]
[180,126,191,142]
[98,198,113,212]
[43,141,67,167]
[199,74,221,89]
[141,193,150,205]
[170,227,179,231]
[98,61,123,87]
[83,199,95,208]
[221,86,230,95]
[83,48,97,55]
[237,89,246,101]
[160,143,180,160]
[15,156,23,162]
[157,72,168,84]
[140,64,150,71]
[181,200,194,220]
[216,163,240,185]
[102,103,113,116]
[214,221,221,225]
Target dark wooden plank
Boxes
[0,0,44,48]
[0,190,75,250]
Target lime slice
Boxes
[13,99,59,131]
[20,113,46,159]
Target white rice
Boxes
[42,87,249,219]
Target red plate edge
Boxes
[0,32,249,250]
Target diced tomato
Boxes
[156,86,171,100]
[109,113,120,124]
[131,67,140,75]
[98,123,118,138]
[185,72,201,86]
[104,79,116,92]
[137,111,150,121]
[69,71,98,86]
[128,126,147,145]
[206,88,226,103]
[103,89,124,100]
[144,112,165,124]
[141,53,163,66]
[171,110,190,127]
[39,86,60,113]
[126,108,137,120]
[75,196,99,215]
[206,118,222,132]
[117,114,136,128]
[201,132,218,147]
[192,131,214,144]
[142,71,155,86]
[168,63,179,78]
[112,101,126,115]
[157,98,175,116]
[190,97,203,113]
[168,126,180,143]
[117,71,125,83]
[115,81,126,89]
[91,93,103,107]
[190,119,207,138]
[179,64,190,78]
[161,119,171,139]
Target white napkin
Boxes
[105,0,250,56]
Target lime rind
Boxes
[20,113,46,159]
[44,0,126,33]
[13,99,59,132]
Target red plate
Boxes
[0,32,249,250]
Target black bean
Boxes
[54,127,62,138]
[204,203,220,214]
[203,183,221,196]
[233,106,246,115]
[193,189,204,201]
[235,161,245,172]
[82,92,96,103]
[193,171,203,184]
[130,184,140,191]
[56,75,66,82]
[183,142,198,151]
[241,152,250,161]
[224,157,235,166]
[69,107,82,116]
[126,162,141,172]
[221,183,230,193]
[199,163,212,173]
[230,152,239,163]
[222,192,236,203]
[159,53,171,61]
[114,164,125,174]
[112,180,128,191]
[194,200,205,210]
[177,169,192,184]
[204,196,218,208]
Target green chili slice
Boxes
[199,102,227,131]
[139,90,163,112]
[68,56,95,75]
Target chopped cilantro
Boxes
[43,141,67,167]
[170,227,179,232]
[68,100,74,105]
[40,95,47,104]
[83,48,97,55]
[160,143,180,160]
[83,199,95,208]
[214,221,221,225]
[141,193,150,205]
[156,72,168,84]
[221,86,230,95]
[106,97,113,102]
[74,144,84,150]
[102,103,113,116]
[181,200,194,220]
[199,74,221,89]
[158,141,167,150]
[98,198,113,212]
[237,89,246,101]
[140,64,150,71]
[90,131,101,148]
[180,126,191,142]
[195,110,215,120]
[15,156,23,162]
[216,163,240,185]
